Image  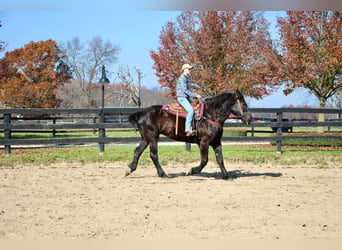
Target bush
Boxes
[271,140,342,147]
[271,134,342,147]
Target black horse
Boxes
[126,90,253,179]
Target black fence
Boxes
[0,107,341,155]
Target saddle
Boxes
[169,99,200,114]
[161,99,204,135]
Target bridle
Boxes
[235,94,244,116]
[236,98,244,116]
[203,93,245,129]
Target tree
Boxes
[277,11,342,109]
[150,11,281,98]
[56,80,87,109]
[329,89,342,109]
[59,36,119,108]
[0,40,71,108]
[106,84,170,107]
[115,65,146,107]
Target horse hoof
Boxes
[186,169,192,176]
[125,167,132,176]
[158,171,169,178]
[223,173,236,180]
[228,173,238,179]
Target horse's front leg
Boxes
[212,143,236,179]
[126,139,149,176]
[187,141,209,176]
[150,140,168,178]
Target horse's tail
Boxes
[128,111,141,128]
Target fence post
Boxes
[276,111,283,154]
[185,142,191,152]
[4,114,11,155]
[98,110,105,155]
[52,117,56,137]
[93,117,97,134]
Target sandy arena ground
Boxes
[0,161,341,239]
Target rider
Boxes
[176,64,202,136]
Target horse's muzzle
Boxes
[242,113,253,125]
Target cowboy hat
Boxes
[181,63,193,71]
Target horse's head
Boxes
[231,90,253,125]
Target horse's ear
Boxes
[235,89,242,98]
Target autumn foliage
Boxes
[0,40,70,108]
[277,11,342,108]
[151,11,281,98]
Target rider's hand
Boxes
[197,94,202,99]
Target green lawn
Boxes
[1,144,341,168]
[1,127,341,168]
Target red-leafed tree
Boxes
[150,11,281,98]
[0,40,71,108]
[277,11,342,108]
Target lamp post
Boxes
[98,65,110,154]
[99,65,110,108]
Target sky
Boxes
[1,0,336,108]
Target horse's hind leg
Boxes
[126,139,149,176]
[150,140,168,178]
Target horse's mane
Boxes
[204,92,234,109]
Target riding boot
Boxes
[186,128,196,137]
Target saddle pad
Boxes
[161,103,204,119]
[161,105,188,118]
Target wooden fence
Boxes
[0,107,341,155]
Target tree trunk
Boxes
[317,98,326,133]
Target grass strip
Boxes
[1,144,341,168]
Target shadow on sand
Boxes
[167,170,282,180]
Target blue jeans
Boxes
[177,97,194,132]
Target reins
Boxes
[204,93,244,129]
[206,118,222,129]
[199,98,224,129]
